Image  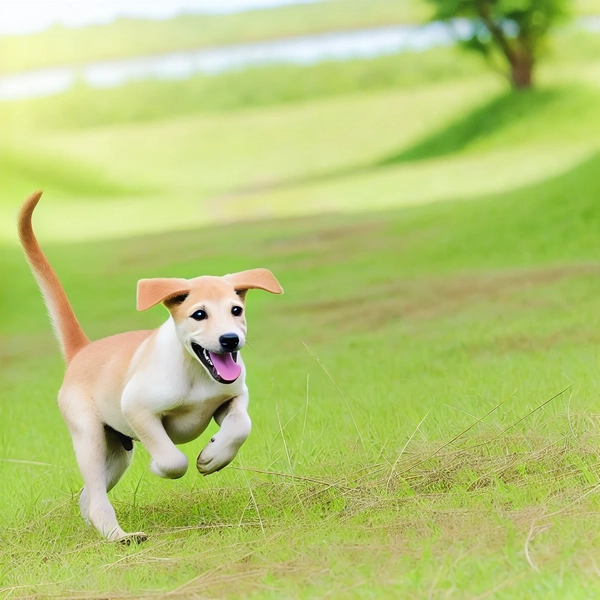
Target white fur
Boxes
[18,191,282,544]
[57,315,252,541]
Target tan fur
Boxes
[138,270,283,312]
[224,268,283,296]
[137,278,189,311]
[18,191,283,542]
[18,191,89,362]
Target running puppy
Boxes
[18,191,283,542]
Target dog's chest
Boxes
[124,347,247,443]
[156,367,245,443]
[139,354,238,407]
[160,384,235,444]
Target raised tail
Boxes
[18,191,89,363]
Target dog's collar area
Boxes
[191,342,241,384]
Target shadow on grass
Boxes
[0,143,155,200]
[223,88,566,199]
[378,88,562,165]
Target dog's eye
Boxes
[191,310,207,321]
[231,306,243,317]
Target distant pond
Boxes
[0,18,596,101]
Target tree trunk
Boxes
[509,51,534,90]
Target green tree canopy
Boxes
[428,0,571,89]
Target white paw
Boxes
[196,434,240,475]
[105,526,148,544]
[150,451,188,479]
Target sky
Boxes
[0,0,325,35]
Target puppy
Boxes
[18,191,283,542]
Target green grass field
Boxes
[2,5,600,598]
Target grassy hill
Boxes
[2,10,600,598]
[3,144,600,598]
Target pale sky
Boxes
[0,0,325,35]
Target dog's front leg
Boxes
[197,392,251,475]
[123,400,188,479]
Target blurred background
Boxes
[4,2,600,594]
[1,0,599,243]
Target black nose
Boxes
[219,333,240,351]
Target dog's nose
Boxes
[219,333,240,351]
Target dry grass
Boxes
[4,421,600,599]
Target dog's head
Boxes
[136,269,283,384]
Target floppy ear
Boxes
[136,278,190,311]
[224,268,283,297]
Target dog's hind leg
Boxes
[81,426,146,544]
[72,424,127,540]
[79,426,136,515]
[61,392,145,542]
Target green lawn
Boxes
[2,72,599,243]
[0,48,487,132]
[3,143,600,598]
[2,18,600,600]
[577,0,600,15]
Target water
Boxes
[0,0,326,35]
[0,21,473,101]
[584,15,600,31]
[0,17,596,102]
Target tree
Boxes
[427,0,571,89]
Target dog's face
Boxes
[137,269,283,384]
[168,277,248,384]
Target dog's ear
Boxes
[137,278,190,311]
[224,268,283,299]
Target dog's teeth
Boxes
[202,348,213,366]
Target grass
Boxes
[3,15,600,599]
[577,0,600,15]
[0,48,487,132]
[3,25,600,133]
[0,72,503,240]
[2,75,599,242]
[0,0,428,75]
[3,147,600,597]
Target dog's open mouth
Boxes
[191,342,241,384]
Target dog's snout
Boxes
[219,333,240,351]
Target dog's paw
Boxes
[117,532,148,545]
[196,435,239,475]
[150,451,188,479]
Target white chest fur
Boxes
[117,319,248,443]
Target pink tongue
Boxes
[209,352,241,382]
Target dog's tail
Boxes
[18,191,89,363]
